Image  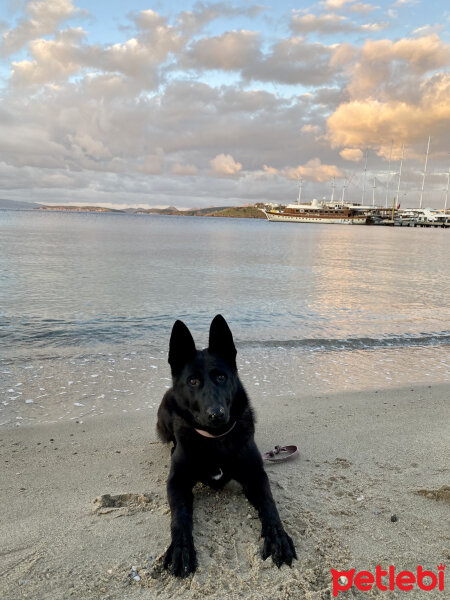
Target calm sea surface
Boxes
[1,210,449,426]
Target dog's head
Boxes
[168,315,238,431]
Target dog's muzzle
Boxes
[207,406,226,423]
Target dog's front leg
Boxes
[163,468,197,578]
[238,454,296,568]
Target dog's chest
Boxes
[201,456,229,486]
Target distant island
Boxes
[36,204,266,219]
[0,197,266,219]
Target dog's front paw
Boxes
[163,535,197,578]
[262,525,297,568]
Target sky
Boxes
[0,0,449,209]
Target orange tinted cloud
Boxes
[210,154,242,176]
[171,163,199,176]
[264,159,343,182]
[328,73,450,151]
[327,35,450,152]
[347,34,450,98]
[340,148,363,161]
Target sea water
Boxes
[1,210,449,426]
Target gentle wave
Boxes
[1,315,449,352]
[0,315,172,347]
[240,333,450,351]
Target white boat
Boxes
[261,198,368,224]
[396,208,449,226]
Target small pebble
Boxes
[391,514,398,522]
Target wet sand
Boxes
[1,383,449,599]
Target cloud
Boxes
[411,24,444,37]
[322,0,355,9]
[321,0,378,12]
[292,13,354,35]
[327,73,450,150]
[340,148,364,161]
[176,2,266,37]
[136,152,164,175]
[326,34,450,154]
[291,12,388,35]
[312,87,345,108]
[366,33,448,70]
[67,131,111,160]
[349,3,379,15]
[1,0,85,56]
[210,153,242,176]
[329,42,356,68]
[181,33,340,87]
[9,10,184,89]
[41,172,75,187]
[10,28,86,86]
[181,30,260,71]
[345,34,450,99]
[264,158,343,182]
[1,4,449,208]
[128,9,184,60]
[242,38,337,86]
[171,163,199,176]
[301,124,322,135]
[6,5,189,89]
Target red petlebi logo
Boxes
[331,564,445,597]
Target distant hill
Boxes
[0,198,41,210]
[34,204,266,219]
[38,205,122,213]
[134,206,265,218]
[134,206,229,216]
[207,206,265,219]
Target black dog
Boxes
[157,314,296,577]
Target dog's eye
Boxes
[216,374,227,383]
[188,377,200,387]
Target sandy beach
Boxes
[1,382,449,600]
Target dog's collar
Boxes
[194,421,236,439]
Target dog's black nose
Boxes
[208,407,225,422]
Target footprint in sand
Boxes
[93,492,162,515]
[416,486,450,504]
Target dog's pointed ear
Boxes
[168,320,197,375]
[208,315,237,370]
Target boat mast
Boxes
[444,160,450,213]
[330,177,336,204]
[396,143,404,208]
[372,177,376,207]
[361,149,368,204]
[297,177,303,204]
[385,140,393,209]
[340,179,348,205]
[419,136,430,209]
